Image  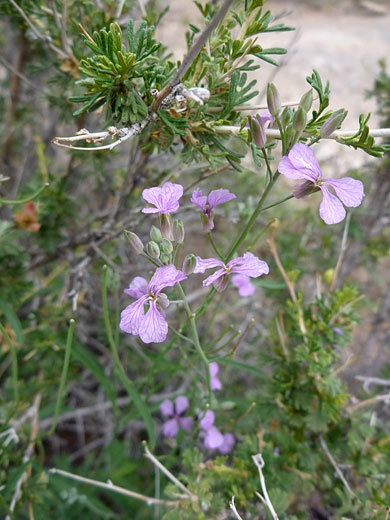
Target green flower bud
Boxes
[160,253,170,265]
[299,90,313,113]
[150,225,162,243]
[293,106,307,133]
[267,83,281,117]
[323,268,335,284]
[248,115,266,148]
[182,254,197,275]
[159,213,173,240]
[281,107,293,128]
[146,241,160,259]
[160,238,173,255]
[320,109,348,138]
[173,219,185,243]
[123,230,143,255]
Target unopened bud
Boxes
[160,238,173,255]
[293,106,307,133]
[267,83,281,117]
[124,230,143,255]
[173,219,185,243]
[159,213,173,240]
[213,274,229,292]
[323,268,335,284]
[249,115,266,148]
[182,254,197,275]
[320,109,348,138]
[281,107,293,128]
[150,225,162,243]
[160,253,170,265]
[146,241,160,259]
[299,90,313,113]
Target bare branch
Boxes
[319,436,357,498]
[229,496,244,520]
[355,375,390,393]
[252,454,279,519]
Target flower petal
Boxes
[278,143,321,182]
[191,189,207,212]
[138,301,168,343]
[162,418,179,438]
[148,265,187,294]
[124,277,148,299]
[142,182,183,214]
[203,268,226,287]
[204,427,224,449]
[218,433,235,454]
[231,274,256,297]
[178,416,193,432]
[200,410,215,430]
[229,252,269,278]
[209,362,219,378]
[175,396,189,415]
[319,185,346,225]
[207,189,236,211]
[323,177,364,208]
[160,399,174,417]
[211,376,222,391]
[194,256,224,274]
[119,296,147,335]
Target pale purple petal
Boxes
[260,110,275,126]
[218,433,235,454]
[194,256,224,274]
[323,177,364,208]
[293,180,320,199]
[211,376,222,391]
[204,427,224,449]
[200,410,215,430]
[231,274,256,297]
[141,207,160,214]
[209,362,219,378]
[178,416,193,432]
[278,143,321,182]
[148,265,187,294]
[162,418,179,438]
[319,185,346,225]
[120,296,147,335]
[228,252,269,278]
[160,399,174,417]
[175,396,189,415]
[333,327,343,335]
[207,189,236,211]
[142,182,183,214]
[202,268,226,287]
[138,301,168,343]
[191,189,207,212]
[124,277,148,299]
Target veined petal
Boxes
[218,433,235,454]
[175,396,189,415]
[120,296,147,335]
[229,252,269,278]
[162,418,179,438]
[194,256,224,274]
[191,189,207,212]
[160,399,174,417]
[141,207,160,214]
[200,410,215,430]
[204,427,224,449]
[148,265,187,294]
[287,143,322,180]
[138,301,168,344]
[319,185,346,225]
[203,268,226,287]
[231,274,256,297]
[207,189,236,210]
[124,277,148,299]
[142,182,183,214]
[323,177,364,208]
[178,416,193,432]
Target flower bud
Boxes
[320,109,348,138]
[213,274,229,292]
[124,230,143,255]
[267,83,281,117]
[160,238,173,255]
[160,253,170,265]
[159,213,173,240]
[323,268,335,284]
[248,115,266,148]
[173,219,185,243]
[182,254,197,275]
[146,241,160,259]
[292,106,307,133]
[299,90,313,113]
[281,107,293,128]
[150,225,162,243]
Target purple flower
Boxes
[120,265,187,343]
[160,396,193,438]
[194,252,269,293]
[191,188,236,232]
[332,327,344,336]
[231,274,256,297]
[210,362,222,391]
[142,182,183,214]
[278,143,364,225]
[200,410,235,454]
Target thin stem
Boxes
[262,147,273,183]
[319,436,357,498]
[252,454,279,519]
[259,194,294,213]
[176,283,212,401]
[207,232,224,260]
[49,319,75,435]
[330,212,351,291]
[0,322,19,401]
[0,183,49,205]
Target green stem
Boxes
[262,147,273,183]
[259,194,294,213]
[177,283,212,401]
[207,232,224,260]
[0,182,49,205]
[0,321,19,402]
[49,319,75,435]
